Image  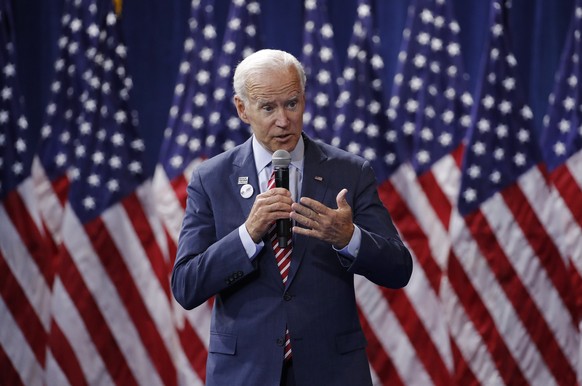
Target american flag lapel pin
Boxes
[314,176,323,182]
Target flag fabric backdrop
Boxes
[2,0,582,385]
[541,0,582,381]
[448,0,578,384]
[152,0,219,382]
[300,0,342,144]
[0,2,51,384]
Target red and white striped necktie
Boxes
[267,171,292,362]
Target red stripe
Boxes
[451,143,465,169]
[51,174,70,207]
[378,180,442,293]
[3,191,52,284]
[551,163,582,229]
[501,182,577,320]
[417,171,452,230]
[378,181,452,384]
[447,249,528,385]
[381,288,452,385]
[357,306,405,386]
[465,209,576,384]
[171,174,189,211]
[122,193,172,300]
[569,261,582,324]
[177,321,207,382]
[84,217,177,386]
[449,332,480,386]
[0,248,46,366]
[48,320,88,386]
[0,343,25,386]
[56,247,138,386]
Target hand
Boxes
[245,188,293,243]
[290,188,354,249]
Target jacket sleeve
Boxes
[171,168,257,310]
[343,160,413,289]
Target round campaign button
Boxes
[240,184,254,199]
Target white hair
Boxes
[232,49,306,104]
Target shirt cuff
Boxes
[333,224,361,259]
[239,224,263,260]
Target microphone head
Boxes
[272,149,291,168]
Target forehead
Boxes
[246,66,302,102]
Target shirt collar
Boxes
[252,135,304,174]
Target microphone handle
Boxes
[275,167,291,248]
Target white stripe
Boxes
[0,206,51,331]
[565,149,582,189]
[16,178,45,232]
[102,203,176,340]
[48,278,114,386]
[482,183,578,368]
[32,158,65,243]
[152,166,186,244]
[449,207,556,386]
[440,275,502,385]
[45,349,72,386]
[0,295,44,386]
[61,206,164,386]
[355,277,433,386]
[431,153,462,207]
[401,250,453,371]
[137,181,170,262]
[390,164,451,271]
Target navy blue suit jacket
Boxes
[172,135,412,386]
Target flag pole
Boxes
[113,0,122,15]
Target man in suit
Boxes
[172,49,412,386]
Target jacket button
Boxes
[276,338,284,346]
[283,293,292,301]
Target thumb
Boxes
[336,188,349,209]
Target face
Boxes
[234,66,305,153]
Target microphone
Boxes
[272,149,292,248]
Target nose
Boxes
[275,108,289,127]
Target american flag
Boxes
[541,0,582,382]
[205,0,262,157]
[300,0,342,144]
[0,2,51,384]
[333,0,433,384]
[32,1,186,384]
[448,0,578,384]
[153,0,218,383]
[383,0,474,384]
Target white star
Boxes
[107,180,119,192]
[111,133,124,146]
[15,138,26,152]
[502,77,515,91]
[3,63,15,77]
[494,148,505,160]
[416,150,430,164]
[447,42,460,56]
[517,129,530,143]
[477,119,490,132]
[482,95,495,109]
[109,156,122,169]
[351,119,365,133]
[439,132,453,147]
[405,99,419,113]
[442,110,454,124]
[347,142,361,155]
[83,196,96,210]
[128,161,142,174]
[463,188,477,202]
[413,54,427,68]
[513,152,526,166]
[563,97,575,111]
[553,141,566,156]
[420,127,433,141]
[520,106,533,120]
[558,119,570,133]
[490,171,501,183]
[366,124,379,137]
[316,69,331,85]
[88,174,101,187]
[498,100,512,114]
[496,124,508,138]
[363,148,376,160]
[472,141,486,155]
[92,151,105,165]
[468,165,481,179]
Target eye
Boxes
[287,100,298,109]
[262,104,274,113]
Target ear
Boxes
[234,96,249,123]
